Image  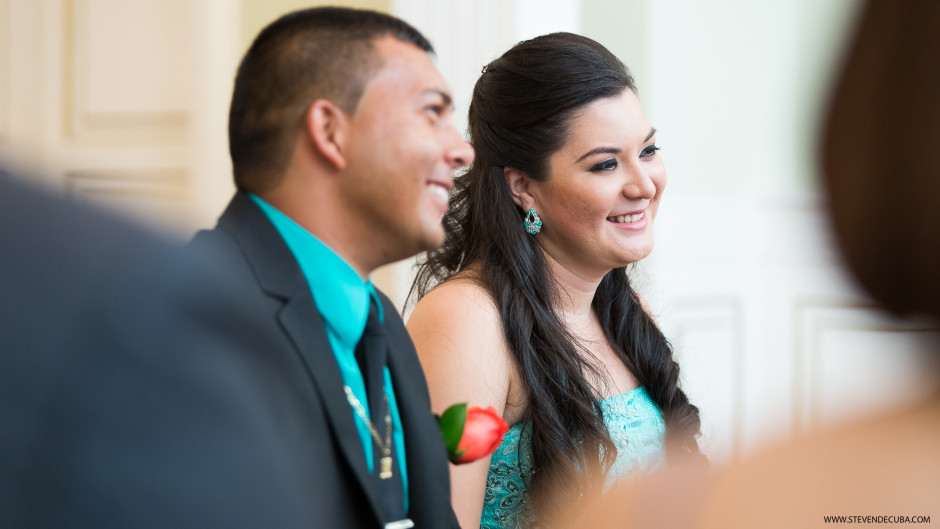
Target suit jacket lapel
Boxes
[380,294,457,527]
[217,192,387,522]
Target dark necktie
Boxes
[354,300,406,521]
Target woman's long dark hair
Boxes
[409,32,703,520]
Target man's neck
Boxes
[257,184,374,280]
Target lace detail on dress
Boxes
[599,387,666,489]
[479,387,666,529]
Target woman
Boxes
[406,32,703,529]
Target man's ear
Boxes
[305,99,349,170]
[504,167,535,209]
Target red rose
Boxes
[436,404,509,464]
[454,406,509,463]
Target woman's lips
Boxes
[606,210,648,230]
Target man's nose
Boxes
[443,125,475,169]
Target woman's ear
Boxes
[305,99,348,170]
[504,167,535,209]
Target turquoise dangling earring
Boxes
[523,208,542,235]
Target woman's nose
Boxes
[622,164,656,199]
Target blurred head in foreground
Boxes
[0,171,312,528]
[822,0,940,322]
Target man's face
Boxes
[341,37,473,266]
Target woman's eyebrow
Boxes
[576,146,621,163]
[574,128,658,163]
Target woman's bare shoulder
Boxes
[409,273,502,334]
[406,273,514,415]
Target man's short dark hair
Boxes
[228,7,433,193]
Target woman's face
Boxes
[527,90,665,277]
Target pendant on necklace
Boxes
[380,455,393,479]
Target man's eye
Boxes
[589,158,618,172]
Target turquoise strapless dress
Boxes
[480,386,666,529]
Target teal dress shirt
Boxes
[249,194,408,511]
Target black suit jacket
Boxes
[190,192,458,529]
[0,172,314,528]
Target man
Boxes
[191,7,474,528]
[0,170,313,528]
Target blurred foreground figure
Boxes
[573,1,940,527]
[0,170,312,528]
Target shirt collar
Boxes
[248,193,383,352]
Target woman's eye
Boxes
[640,144,661,158]
[425,105,444,119]
[589,158,618,172]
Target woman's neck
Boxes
[542,251,606,328]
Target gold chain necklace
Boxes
[343,385,393,479]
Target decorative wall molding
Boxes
[0,0,10,145]
[63,0,191,147]
[66,167,188,201]
[65,167,191,231]
[668,295,745,463]
[794,299,940,436]
[641,192,940,458]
